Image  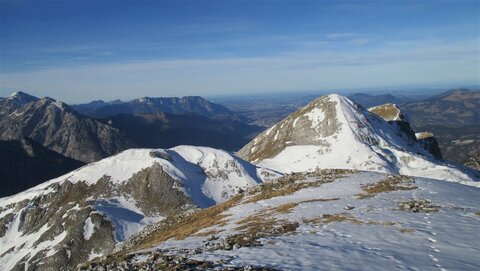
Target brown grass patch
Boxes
[304,213,396,227]
[138,195,243,249]
[399,228,415,233]
[359,175,416,198]
[273,203,299,214]
[474,211,480,216]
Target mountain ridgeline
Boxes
[73,96,247,122]
[0,95,132,163]
[0,93,259,161]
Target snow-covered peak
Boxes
[238,94,479,186]
[6,90,38,101]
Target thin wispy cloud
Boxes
[2,38,477,103]
[326,32,359,39]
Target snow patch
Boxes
[83,217,95,240]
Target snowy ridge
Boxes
[238,94,479,186]
[0,146,279,208]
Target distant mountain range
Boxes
[399,89,479,128]
[0,92,259,163]
[73,96,247,122]
[348,92,411,108]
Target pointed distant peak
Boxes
[368,103,404,122]
[7,91,39,101]
[309,93,351,104]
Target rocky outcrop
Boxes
[0,97,132,163]
[368,103,443,160]
[368,103,417,142]
[463,152,480,170]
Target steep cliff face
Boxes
[0,146,279,271]
[0,97,132,163]
[238,94,478,185]
[415,132,443,160]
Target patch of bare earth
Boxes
[303,213,396,227]
[357,175,416,199]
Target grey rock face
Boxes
[463,152,480,170]
[0,97,132,163]
[237,95,342,162]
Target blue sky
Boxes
[0,0,479,102]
